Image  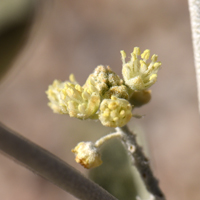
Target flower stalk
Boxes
[117,125,165,200]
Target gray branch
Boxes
[0,122,118,200]
[117,125,165,200]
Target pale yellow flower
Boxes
[121,47,161,90]
[99,96,132,127]
[46,80,68,114]
[46,75,100,119]
[60,82,100,119]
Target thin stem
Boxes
[0,122,118,200]
[94,131,123,148]
[188,0,200,112]
[116,125,165,200]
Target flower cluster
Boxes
[46,47,161,127]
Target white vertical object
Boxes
[188,0,200,111]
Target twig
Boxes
[0,122,118,200]
[188,0,200,111]
[94,131,123,147]
[116,125,165,200]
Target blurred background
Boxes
[0,0,200,200]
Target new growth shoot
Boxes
[46,47,161,169]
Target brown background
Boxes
[0,0,200,200]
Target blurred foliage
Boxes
[0,0,37,82]
[89,138,137,200]
[0,22,31,81]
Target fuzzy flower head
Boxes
[60,82,100,119]
[46,80,68,114]
[46,75,100,119]
[99,96,132,127]
[72,142,102,169]
[121,47,161,91]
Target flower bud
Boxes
[129,90,151,107]
[84,65,124,96]
[72,142,102,169]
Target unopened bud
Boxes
[72,142,102,169]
